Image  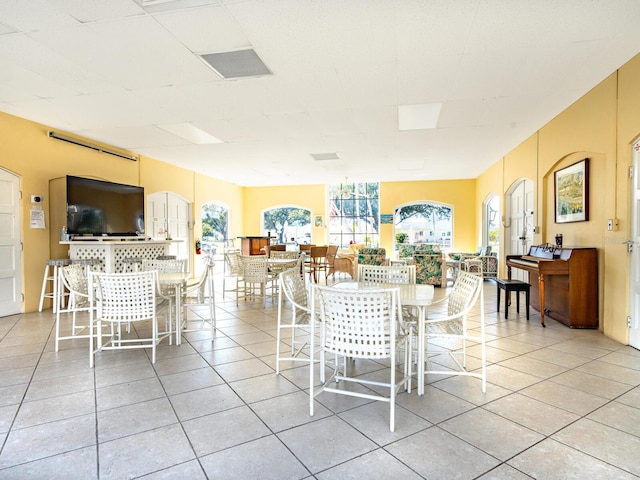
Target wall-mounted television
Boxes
[66,176,144,236]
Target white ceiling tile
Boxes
[153,5,249,52]
[1,0,639,185]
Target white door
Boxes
[147,193,168,239]
[507,179,534,281]
[0,169,22,316]
[167,193,191,260]
[629,139,640,348]
[146,191,192,265]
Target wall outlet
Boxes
[608,218,619,231]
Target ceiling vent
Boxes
[311,153,340,161]
[199,49,272,79]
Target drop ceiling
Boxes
[1,0,639,186]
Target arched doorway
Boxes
[505,179,534,282]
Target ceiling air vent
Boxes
[311,153,340,161]
[199,49,272,79]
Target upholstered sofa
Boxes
[356,247,387,266]
[402,244,446,287]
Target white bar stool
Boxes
[38,259,71,312]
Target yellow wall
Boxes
[381,180,477,254]
[242,184,327,243]
[0,111,245,311]
[242,181,478,256]
[476,54,640,343]
[5,51,640,346]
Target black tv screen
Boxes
[66,176,144,236]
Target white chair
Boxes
[268,251,301,297]
[356,264,416,284]
[238,255,269,303]
[276,260,312,374]
[180,255,216,341]
[55,264,93,351]
[141,258,187,274]
[420,270,486,392]
[141,258,187,341]
[309,284,408,432]
[88,270,168,367]
[223,250,242,300]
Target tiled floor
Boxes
[1,272,639,479]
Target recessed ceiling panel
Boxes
[199,49,272,79]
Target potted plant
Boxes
[395,232,408,243]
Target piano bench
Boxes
[495,279,530,320]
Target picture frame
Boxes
[555,158,589,223]
[313,215,324,228]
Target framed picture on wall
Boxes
[555,158,589,223]
[314,215,324,228]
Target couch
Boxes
[409,244,446,287]
[356,247,387,266]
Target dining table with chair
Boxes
[328,279,435,395]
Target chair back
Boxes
[270,251,300,260]
[90,271,157,323]
[357,264,415,284]
[142,258,186,273]
[266,244,286,256]
[309,246,328,262]
[59,264,89,297]
[240,255,268,282]
[313,285,399,359]
[326,245,338,266]
[299,244,315,253]
[224,250,242,276]
[279,264,309,311]
[447,271,483,317]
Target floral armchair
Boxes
[356,247,387,266]
[412,244,446,287]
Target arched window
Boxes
[328,182,380,248]
[394,201,453,248]
[201,202,229,255]
[262,206,311,246]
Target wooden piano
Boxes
[506,245,598,328]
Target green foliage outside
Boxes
[263,208,310,244]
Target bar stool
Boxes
[39,259,71,313]
[122,257,143,272]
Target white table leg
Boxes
[418,306,426,396]
[175,284,182,345]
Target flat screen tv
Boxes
[66,176,144,236]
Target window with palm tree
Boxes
[263,207,311,245]
[394,202,453,249]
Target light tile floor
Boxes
[0,274,639,479]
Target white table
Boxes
[332,281,435,395]
[158,272,190,345]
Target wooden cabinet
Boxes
[239,236,270,255]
